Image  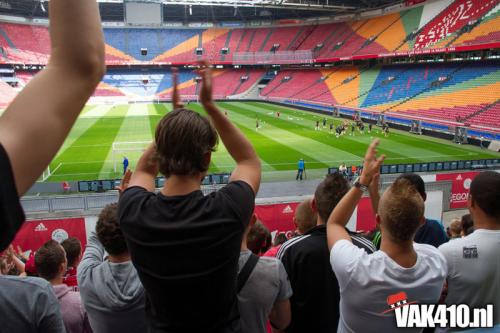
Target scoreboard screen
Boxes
[125,1,162,26]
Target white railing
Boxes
[233,50,314,65]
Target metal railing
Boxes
[21,184,225,214]
[233,50,314,65]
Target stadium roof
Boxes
[0,0,403,23]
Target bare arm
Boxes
[115,169,132,195]
[327,140,385,250]
[0,0,105,195]
[128,144,159,192]
[198,62,261,194]
[269,299,291,330]
[6,245,25,274]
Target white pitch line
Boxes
[50,163,63,175]
[43,162,63,181]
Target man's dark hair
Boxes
[470,171,500,221]
[273,232,288,247]
[96,203,128,256]
[35,240,66,281]
[61,237,81,267]
[314,173,350,223]
[379,178,425,243]
[461,214,474,235]
[397,173,426,201]
[247,221,271,255]
[155,109,218,177]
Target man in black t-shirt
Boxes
[277,173,375,333]
[119,62,261,333]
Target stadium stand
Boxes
[260,26,302,52]
[451,8,500,46]
[262,70,319,99]
[154,68,262,100]
[7,59,499,129]
[363,61,499,115]
[0,0,498,129]
[0,1,499,66]
[223,28,245,61]
[102,69,197,97]
[261,60,499,128]
[413,0,498,49]
[297,23,338,53]
[93,82,126,97]
[231,69,265,96]
[329,13,400,57]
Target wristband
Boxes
[354,177,369,193]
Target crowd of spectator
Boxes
[0,0,499,332]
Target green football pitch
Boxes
[46,101,499,182]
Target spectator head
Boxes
[449,219,462,238]
[155,109,218,178]
[378,178,425,244]
[396,173,426,201]
[246,215,272,255]
[293,199,317,234]
[273,233,288,247]
[35,240,67,282]
[468,171,500,225]
[461,214,474,236]
[96,203,128,256]
[313,173,350,224]
[61,237,82,268]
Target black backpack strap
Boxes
[237,253,259,293]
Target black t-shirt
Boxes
[277,224,376,333]
[414,218,449,248]
[0,144,25,251]
[118,181,255,333]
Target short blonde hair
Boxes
[449,219,462,236]
[379,178,424,243]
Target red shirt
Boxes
[63,267,78,290]
[262,245,281,258]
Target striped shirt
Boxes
[277,224,375,333]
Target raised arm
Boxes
[6,245,25,275]
[0,0,105,195]
[198,62,261,194]
[77,232,105,279]
[327,140,385,250]
[128,144,159,192]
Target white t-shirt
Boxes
[438,229,500,332]
[330,240,447,333]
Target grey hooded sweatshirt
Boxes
[77,232,146,333]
